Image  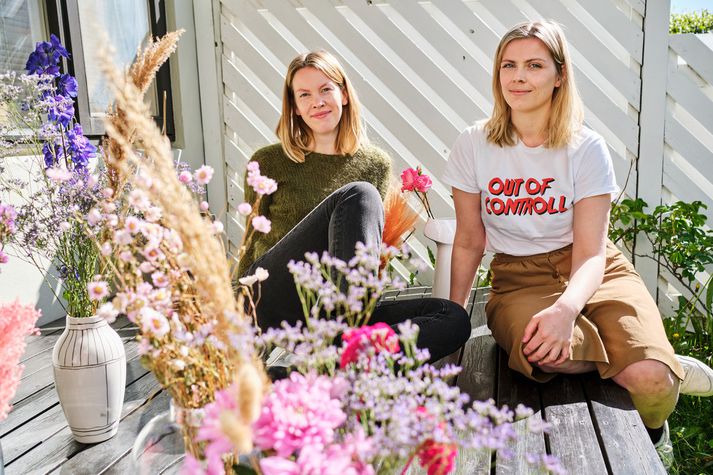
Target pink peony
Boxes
[340,322,400,368]
[253,372,347,457]
[0,301,40,420]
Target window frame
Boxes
[44,0,175,139]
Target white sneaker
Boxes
[654,421,674,470]
[677,355,713,397]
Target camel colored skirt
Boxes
[485,240,684,382]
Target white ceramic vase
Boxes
[52,315,126,443]
[422,218,457,299]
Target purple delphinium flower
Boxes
[46,94,74,127]
[25,34,69,76]
[65,123,96,170]
[57,74,78,98]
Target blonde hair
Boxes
[275,50,365,163]
[485,20,583,148]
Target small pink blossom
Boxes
[59,221,71,232]
[400,167,419,192]
[100,242,112,256]
[194,165,214,185]
[139,261,155,273]
[414,173,433,193]
[139,307,170,338]
[125,216,141,234]
[417,439,457,475]
[340,322,400,368]
[178,170,193,184]
[237,202,252,216]
[151,271,170,288]
[102,201,117,213]
[0,250,8,264]
[87,208,102,226]
[200,201,210,211]
[96,302,118,323]
[251,215,271,234]
[46,167,72,182]
[87,281,109,301]
[144,206,162,223]
[119,250,133,262]
[102,187,114,199]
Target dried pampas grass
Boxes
[103,30,184,191]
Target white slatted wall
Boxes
[216,0,653,286]
[658,33,713,314]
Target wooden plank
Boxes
[664,113,713,183]
[581,377,666,475]
[666,63,713,134]
[1,342,144,465]
[46,389,171,475]
[495,351,547,475]
[662,158,713,213]
[636,0,670,296]
[456,304,497,403]
[669,34,713,86]
[577,1,644,62]
[4,373,162,475]
[540,375,608,474]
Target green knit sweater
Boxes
[237,143,392,276]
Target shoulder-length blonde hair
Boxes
[275,50,365,163]
[485,20,583,148]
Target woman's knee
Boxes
[613,360,677,397]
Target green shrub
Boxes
[670,9,713,34]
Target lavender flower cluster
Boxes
[287,242,406,326]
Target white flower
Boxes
[251,215,271,234]
[172,359,186,371]
[139,307,170,338]
[194,165,214,185]
[102,201,117,213]
[237,202,252,216]
[102,187,114,199]
[87,281,109,301]
[100,242,112,256]
[119,250,133,262]
[151,271,170,288]
[211,220,224,234]
[96,302,119,323]
[46,167,72,182]
[144,206,162,222]
[59,221,71,232]
[255,267,269,282]
[139,261,155,273]
[238,274,259,286]
[87,208,102,226]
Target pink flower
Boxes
[0,250,8,264]
[400,167,419,192]
[237,202,252,216]
[251,215,271,234]
[414,173,432,193]
[87,281,109,301]
[417,440,457,475]
[340,322,400,368]
[0,301,40,420]
[139,307,170,338]
[259,457,300,475]
[253,372,347,457]
[211,220,224,234]
[200,201,210,211]
[46,167,72,182]
[86,208,102,226]
[194,165,214,185]
[178,170,193,184]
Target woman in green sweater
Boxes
[239,50,470,362]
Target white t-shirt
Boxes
[442,122,619,256]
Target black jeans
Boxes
[245,182,471,361]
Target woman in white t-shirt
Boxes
[443,20,713,462]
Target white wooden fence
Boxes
[202,0,712,312]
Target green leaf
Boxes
[706,277,713,319]
[427,246,436,267]
[234,464,258,475]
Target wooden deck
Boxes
[1,288,665,474]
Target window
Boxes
[47,0,174,138]
[0,0,48,73]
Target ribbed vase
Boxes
[52,315,126,443]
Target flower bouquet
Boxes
[0,35,103,318]
[184,244,561,474]
[400,166,434,219]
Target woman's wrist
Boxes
[553,299,580,322]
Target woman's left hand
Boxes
[521,303,578,366]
